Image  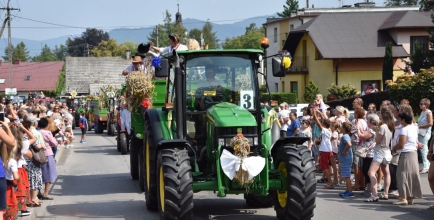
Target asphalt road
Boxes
[22,130,434,220]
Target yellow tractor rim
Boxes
[159,166,165,212]
[277,162,287,208]
[146,140,150,190]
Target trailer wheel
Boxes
[244,193,274,208]
[116,125,121,152]
[130,136,141,180]
[157,148,194,220]
[272,144,316,220]
[120,133,128,155]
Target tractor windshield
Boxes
[185,54,257,112]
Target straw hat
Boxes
[132,55,142,63]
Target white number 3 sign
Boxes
[240,91,254,110]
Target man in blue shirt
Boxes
[286,112,301,137]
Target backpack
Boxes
[79,119,85,129]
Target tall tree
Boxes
[420,0,434,11]
[91,39,127,57]
[222,23,264,50]
[148,24,168,47]
[407,42,428,73]
[384,0,418,6]
[52,44,68,61]
[382,42,394,89]
[33,44,57,62]
[188,28,202,44]
[2,41,30,62]
[67,28,109,57]
[277,0,299,18]
[202,21,219,49]
[119,41,138,56]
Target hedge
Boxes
[325,91,390,110]
[260,92,297,104]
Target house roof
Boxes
[283,11,427,59]
[379,11,433,30]
[0,61,64,91]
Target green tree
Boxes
[148,24,168,47]
[222,23,264,49]
[3,41,30,62]
[385,0,418,6]
[403,42,428,73]
[427,11,434,66]
[277,0,299,18]
[188,28,202,44]
[53,64,66,96]
[67,28,109,57]
[420,0,434,11]
[119,41,138,55]
[33,44,57,62]
[303,80,320,103]
[382,42,394,89]
[91,38,127,57]
[53,44,68,61]
[148,10,188,47]
[202,21,219,49]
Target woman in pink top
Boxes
[36,118,57,200]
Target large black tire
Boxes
[120,133,128,155]
[157,149,194,220]
[107,120,112,136]
[143,117,158,211]
[272,144,316,220]
[97,121,104,134]
[116,125,121,152]
[130,136,141,180]
[244,193,274,208]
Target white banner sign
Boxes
[5,88,17,95]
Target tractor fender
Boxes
[270,137,310,158]
[157,139,192,151]
[144,109,164,147]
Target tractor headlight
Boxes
[245,137,259,146]
[218,138,232,147]
[136,133,142,138]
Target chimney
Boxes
[13,59,20,65]
[306,0,309,8]
[126,50,131,60]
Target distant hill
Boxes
[0,14,275,57]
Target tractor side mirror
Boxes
[272,57,285,77]
[155,58,170,77]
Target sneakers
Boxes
[339,190,348,196]
[341,191,355,198]
[80,140,86,143]
[19,210,31,216]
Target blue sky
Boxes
[2,0,386,40]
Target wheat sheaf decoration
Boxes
[230,128,254,187]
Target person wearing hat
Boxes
[150,33,188,54]
[122,54,144,76]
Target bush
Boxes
[387,67,434,114]
[303,80,320,103]
[260,92,297,104]
[327,83,358,100]
[326,91,390,110]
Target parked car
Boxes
[288,104,309,119]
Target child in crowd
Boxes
[313,110,334,189]
[2,125,19,220]
[330,121,340,186]
[339,122,354,198]
[64,126,75,148]
[298,120,312,152]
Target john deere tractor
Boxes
[140,48,316,220]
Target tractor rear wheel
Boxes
[116,125,121,152]
[244,193,274,208]
[120,133,128,155]
[272,144,316,220]
[157,148,194,220]
[97,121,104,134]
[130,136,141,180]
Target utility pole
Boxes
[0,0,19,91]
[156,25,159,47]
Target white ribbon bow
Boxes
[220,149,265,180]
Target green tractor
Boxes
[139,49,317,220]
[90,99,108,134]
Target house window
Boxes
[275,83,278,92]
[0,79,4,84]
[290,24,294,31]
[361,80,381,94]
[282,81,285,92]
[410,36,429,54]
[290,81,298,96]
[25,76,31,81]
[274,28,278,43]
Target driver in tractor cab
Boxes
[195,64,224,111]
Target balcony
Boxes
[286,56,308,74]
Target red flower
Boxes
[246,145,250,149]
[237,133,243,138]
[141,99,151,109]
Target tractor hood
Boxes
[207,102,257,127]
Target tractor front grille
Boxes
[215,126,258,138]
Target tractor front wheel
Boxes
[272,144,316,220]
[157,148,194,220]
[244,193,274,208]
[130,136,141,180]
[120,133,128,155]
[116,125,121,152]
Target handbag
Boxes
[30,145,48,166]
[390,153,400,166]
[354,146,368,158]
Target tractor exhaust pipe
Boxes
[173,50,185,139]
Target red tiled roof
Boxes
[0,61,64,91]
